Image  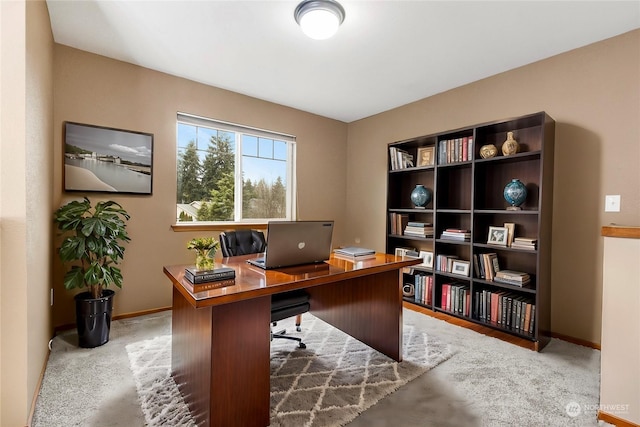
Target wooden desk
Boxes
[163,253,421,427]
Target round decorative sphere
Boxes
[503,179,527,209]
[410,184,431,208]
[479,144,498,159]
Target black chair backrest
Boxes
[219,230,266,257]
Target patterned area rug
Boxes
[126,313,454,427]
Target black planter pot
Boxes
[74,289,115,348]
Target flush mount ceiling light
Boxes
[294,0,346,40]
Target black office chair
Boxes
[219,230,309,349]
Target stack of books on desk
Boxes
[511,237,537,250]
[403,221,434,238]
[184,266,236,292]
[440,229,471,242]
[333,247,376,261]
[493,270,531,287]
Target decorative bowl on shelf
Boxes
[410,184,431,208]
[479,144,498,159]
[503,179,527,210]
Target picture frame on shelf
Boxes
[419,250,433,268]
[395,247,415,258]
[451,260,470,277]
[487,226,508,246]
[417,146,435,167]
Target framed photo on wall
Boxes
[64,122,153,194]
[417,146,435,167]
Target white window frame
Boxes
[177,112,297,223]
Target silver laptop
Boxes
[248,220,334,269]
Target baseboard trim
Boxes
[404,302,602,351]
[550,331,601,350]
[27,344,52,427]
[598,410,640,427]
[53,306,173,334]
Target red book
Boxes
[462,137,468,161]
[441,284,450,311]
[445,228,470,233]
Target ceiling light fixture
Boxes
[294,0,346,40]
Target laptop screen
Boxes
[250,220,334,269]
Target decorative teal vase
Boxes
[503,179,527,210]
[410,184,431,208]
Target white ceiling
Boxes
[46,1,640,123]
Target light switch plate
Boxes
[605,195,621,212]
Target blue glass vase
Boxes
[503,179,527,210]
[410,184,431,208]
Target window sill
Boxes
[171,222,268,232]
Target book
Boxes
[334,252,376,261]
[183,278,236,293]
[504,222,515,247]
[185,266,236,284]
[334,247,375,256]
[495,270,530,281]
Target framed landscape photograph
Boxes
[419,250,433,268]
[487,226,508,246]
[64,122,153,194]
[417,146,435,167]
[451,260,470,277]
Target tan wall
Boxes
[600,232,640,424]
[52,45,348,327]
[346,29,640,345]
[0,1,54,425]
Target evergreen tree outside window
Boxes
[176,113,296,223]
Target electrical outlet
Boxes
[605,195,621,212]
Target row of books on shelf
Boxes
[407,274,433,306]
[473,252,500,280]
[434,254,471,277]
[440,282,471,317]
[473,253,531,287]
[440,228,470,242]
[389,213,409,235]
[389,146,414,170]
[474,289,536,335]
[438,136,473,165]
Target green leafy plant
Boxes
[54,197,130,299]
[187,237,220,269]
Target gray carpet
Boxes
[125,313,453,427]
[32,308,608,427]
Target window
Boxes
[176,113,296,223]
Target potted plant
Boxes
[187,237,220,270]
[53,197,130,348]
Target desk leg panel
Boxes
[308,269,403,361]
[172,287,213,427]
[172,288,271,427]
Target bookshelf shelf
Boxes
[387,111,555,351]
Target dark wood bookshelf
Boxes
[388,112,555,351]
